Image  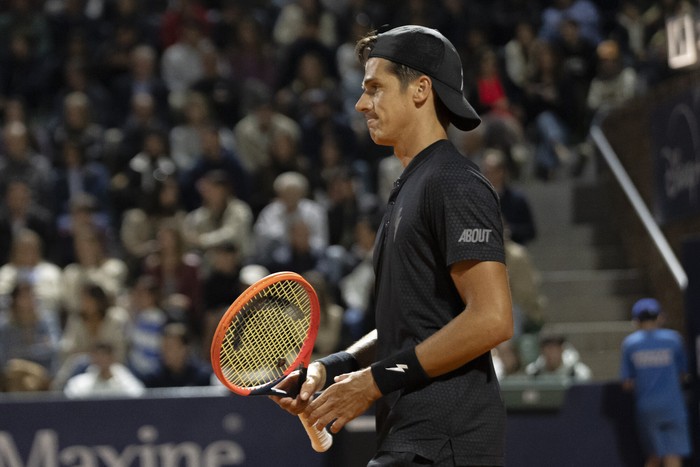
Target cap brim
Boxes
[432,79,481,131]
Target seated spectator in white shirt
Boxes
[64,342,144,398]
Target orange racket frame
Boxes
[210,271,320,396]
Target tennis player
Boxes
[274,25,513,466]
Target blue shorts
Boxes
[637,415,691,458]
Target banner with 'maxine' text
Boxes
[0,388,325,467]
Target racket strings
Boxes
[219,280,312,389]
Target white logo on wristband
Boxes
[386,364,408,373]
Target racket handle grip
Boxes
[298,413,333,452]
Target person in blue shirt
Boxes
[620,298,691,467]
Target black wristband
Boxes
[370,347,430,395]
[316,351,360,389]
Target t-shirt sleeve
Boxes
[428,167,505,266]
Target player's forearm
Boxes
[345,329,377,369]
[416,298,513,378]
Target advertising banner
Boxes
[649,86,700,224]
[0,388,326,467]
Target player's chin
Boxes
[368,130,388,146]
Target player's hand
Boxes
[270,362,326,415]
[304,367,381,434]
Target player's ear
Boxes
[413,75,432,104]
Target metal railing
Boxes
[589,124,688,291]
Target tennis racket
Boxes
[210,271,333,453]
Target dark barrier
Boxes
[0,383,686,467]
[0,387,326,467]
[331,382,647,467]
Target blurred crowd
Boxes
[0,0,685,395]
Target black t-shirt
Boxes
[372,139,506,465]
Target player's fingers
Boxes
[328,416,347,434]
[302,362,325,398]
[334,373,350,383]
[300,374,320,401]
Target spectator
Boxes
[250,126,310,216]
[2,358,52,392]
[190,43,240,127]
[115,92,170,176]
[233,81,301,176]
[298,88,357,169]
[110,45,169,129]
[253,171,328,266]
[272,0,337,49]
[54,193,116,267]
[47,91,105,164]
[159,0,209,49]
[522,40,574,180]
[0,229,63,315]
[334,16,369,132]
[470,49,527,173]
[142,221,203,335]
[525,333,592,382]
[201,242,246,357]
[180,124,249,210]
[183,169,253,258]
[503,21,538,95]
[60,227,128,317]
[160,20,208,111]
[481,149,537,245]
[169,91,235,173]
[264,216,326,274]
[539,0,601,47]
[0,121,54,210]
[304,270,343,360]
[54,282,130,389]
[0,30,50,113]
[552,17,597,140]
[111,129,177,216]
[0,180,55,265]
[0,282,60,383]
[96,20,141,87]
[620,298,692,467]
[612,1,646,63]
[63,342,145,398]
[0,0,53,59]
[126,275,167,380]
[276,49,338,119]
[0,97,46,155]
[120,175,187,272]
[52,58,112,128]
[142,322,211,388]
[338,213,379,344]
[586,39,639,116]
[504,232,545,337]
[226,14,277,89]
[53,139,111,221]
[322,166,362,249]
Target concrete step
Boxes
[518,180,574,226]
[528,244,629,271]
[539,269,646,298]
[541,294,636,322]
[572,180,613,224]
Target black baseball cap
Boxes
[368,25,481,131]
